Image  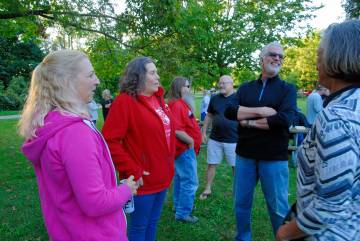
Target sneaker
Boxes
[175,215,199,223]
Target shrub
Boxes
[0,76,28,111]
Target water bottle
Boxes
[120,179,135,214]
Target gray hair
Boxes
[316,84,326,91]
[102,89,112,99]
[259,41,283,59]
[219,75,234,83]
[319,19,360,83]
[182,92,195,113]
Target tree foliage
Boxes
[281,31,320,91]
[343,0,360,18]
[0,76,30,110]
[1,0,322,103]
[0,0,125,43]
[86,37,135,95]
[120,0,318,88]
[0,36,44,89]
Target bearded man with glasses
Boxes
[225,42,297,241]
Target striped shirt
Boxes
[296,87,360,241]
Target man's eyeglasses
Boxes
[267,52,285,60]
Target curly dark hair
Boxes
[120,56,155,97]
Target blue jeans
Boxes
[234,155,289,241]
[201,112,206,121]
[128,189,167,241]
[173,148,199,219]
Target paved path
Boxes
[0,115,21,120]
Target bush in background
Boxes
[0,76,28,111]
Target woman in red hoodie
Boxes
[167,77,202,223]
[102,56,176,241]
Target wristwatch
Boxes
[247,120,255,128]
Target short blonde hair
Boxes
[19,50,89,140]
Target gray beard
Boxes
[182,93,195,112]
[265,63,280,76]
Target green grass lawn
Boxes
[297,97,307,113]
[0,110,20,116]
[0,110,297,241]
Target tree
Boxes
[281,31,321,91]
[0,35,44,89]
[120,0,319,88]
[0,76,29,110]
[1,0,321,93]
[86,37,134,95]
[343,0,360,18]
[0,0,130,46]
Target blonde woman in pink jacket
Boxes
[19,50,137,241]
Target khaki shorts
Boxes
[207,139,236,166]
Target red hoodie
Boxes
[168,99,202,157]
[102,88,176,195]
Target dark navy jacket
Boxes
[225,75,297,160]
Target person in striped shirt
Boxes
[276,19,360,241]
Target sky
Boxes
[308,0,346,30]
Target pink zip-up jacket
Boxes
[21,111,132,241]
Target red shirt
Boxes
[102,88,176,195]
[142,95,171,149]
[168,99,202,157]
